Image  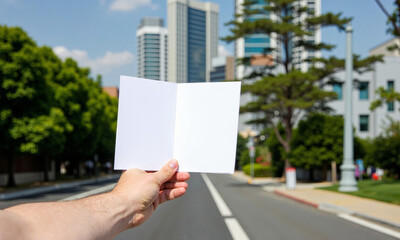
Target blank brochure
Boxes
[114,76,241,173]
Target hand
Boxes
[111,159,190,228]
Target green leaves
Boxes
[0,25,118,175]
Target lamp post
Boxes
[339,24,358,192]
[247,136,255,183]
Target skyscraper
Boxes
[136,17,168,81]
[168,0,218,83]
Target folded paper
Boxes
[114,76,241,173]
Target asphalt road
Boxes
[1,173,398,240]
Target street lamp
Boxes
[247,136,255,183]
[339,23,358,192]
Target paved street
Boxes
[1,173,398,240]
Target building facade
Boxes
[136,17,168,81]
[168,0,218,83]
[328,39,400,138]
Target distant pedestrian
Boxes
[355,164,360,180]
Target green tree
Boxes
[0,25,56,186]
[290,113,365,181]
[0,25,118,185]
[223,0,380,174]
[236,134,248,169]
[365,117,400,177]
[53,59,112,177]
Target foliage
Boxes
[242,163,272,177]
[375,0,400,52]
[0,25,118,185]
[319,179,400,205]
[265,125,285,177]
[365,117,400,177]
[223,0,380,174]
[290,113,366,171]
[236,134,248,169]
[370,86,400,111]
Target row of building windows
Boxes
[333,80,396,111]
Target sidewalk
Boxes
[0,174,120,201]
[232,171,400,229]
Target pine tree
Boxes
[223,0,381,174]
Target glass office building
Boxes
[136,17,168,81]
[168,0,218,83]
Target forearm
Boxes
[3,192,136,240]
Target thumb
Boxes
[153,159,178,185]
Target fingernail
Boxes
[169,159,178,169]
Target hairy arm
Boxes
[1,159,190,240]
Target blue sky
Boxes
[0,0,396,87]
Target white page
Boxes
[173,82,241,173]
[114,76,177,170]
[114,76,241,173]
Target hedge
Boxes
[242,163,272,177]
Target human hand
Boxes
[111,159,190,228]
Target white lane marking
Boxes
[60,183,116,201]
[201,173,232,217]
[338,213,400,239]
[225,218,250,240]
[201,173,250,240]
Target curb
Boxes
[274,189,319,208]
[274,189,400,230]
[319,203,400,229]
[0,175,120,201]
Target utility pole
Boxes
[339,24,358,192]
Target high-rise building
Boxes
[136,17,168,81]
[234,0,321,133]
[168,0,218,83]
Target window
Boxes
[359,82,369,100]
[333,83,343,100]
[388,80,394,111]
[359,115,369,132]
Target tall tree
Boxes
[0,26,54,186]
[290,113,365,181]
[223,0,381,173]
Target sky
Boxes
[0,0,396,87]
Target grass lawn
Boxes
[318,179,400,206]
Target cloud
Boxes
[218,45,232,57]
[109,0,156,11]
[53,46,134,75]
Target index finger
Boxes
[169,172,190,182]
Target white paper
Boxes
[114,76,241,173]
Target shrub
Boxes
[242,163,272,177]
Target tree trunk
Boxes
[42,155,49,182]
[7,154,16,187]
[55,158,61,180]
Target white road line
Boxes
[60,183,116,201]
[201,173,232,217]
[338,213,400,239]
[225,218,250,240]
[201,173,250,240]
